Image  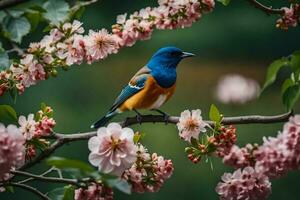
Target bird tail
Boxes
[91,111,117,129]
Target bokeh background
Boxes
[1,0,300,199]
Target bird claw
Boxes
[163,114,169,125]
[136,114,142,124]
[152,109,169,125]
[133,109,143,124]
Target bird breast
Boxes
[149,94,167,109]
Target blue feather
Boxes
[110,76,147,111]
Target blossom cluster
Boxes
[0,124,25,181]
[0,0,215,97]
[19,106,55,140]
[176,109,238,165]
[122,145,174,193]
[254,115,300,178]
[216,167,271,200]
[216,115,300,200]
[74,182,114,200]
[88,123,174,193]
[277,3,300,30]
[18,104,55,159]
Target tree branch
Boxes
[245,0,284,15]
[0,0,29,10]
[8,182,50,200]
[19,111,293,170]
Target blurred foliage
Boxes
[1,0,300,200]
[263,51,300,110]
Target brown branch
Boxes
[8,182,50,200]
[19,111,293,170]
[0,0,29,10]
[245,0,284,15]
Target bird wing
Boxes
[109,66,151,112]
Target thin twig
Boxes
[11,170,83,187]
[8,182,50,200]
[18,167,58,184]
[7,43,24,56]
[245,0,284,15]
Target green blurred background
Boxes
[1,0,300,199]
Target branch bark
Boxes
[0,0,29,10]
[19,111,293,170]
[245,0,284,15]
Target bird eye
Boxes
[170,51,180,57]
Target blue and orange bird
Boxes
[91,46,195,129]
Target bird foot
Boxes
[136,114,142,124]
[152,109,169,125]
[133,109,143,125]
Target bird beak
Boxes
[181,52,195,58]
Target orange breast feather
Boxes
[119,76,176,111]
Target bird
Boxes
[91,46,195,129]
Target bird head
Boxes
[147,46,195,69]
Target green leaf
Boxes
[4,17,31,43]
[29,5,47,13]
[0,11,6,23]
[25,10,41,32]
[69,6,85,20]
[63,185,75,200]
[43,0,70,25]
[47,187,64,200]
[0,105,17,122]
[47,157,94,172]
[290,51,300,79]
[281,78,295,95]
[107,179,131,194]
[0,44,9,70]
[262,57,289,92]
[282,84,300,110]
[209,104,221,123]
[6,9,24,18]
[217,0,231,6]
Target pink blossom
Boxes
[177,109,208,143]
[74,183,113,200]
[85,29,120,63]
[214,125,237,157]
[35,116,56,136]
[88,123,138,176]
[276,4,299,30]
[18,114,37,140]
[216,74,260,104]
[62,20,84,34]
[10,54,46,88]
[123,145,174,193]
[56,34,86,66]
[222,145,253,169]
[216,167,271,200]
[254,115,300,178]
[0,124,25,181]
